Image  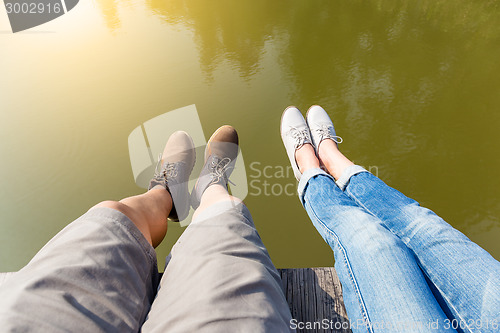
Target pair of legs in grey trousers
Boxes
[0,189,292,332]
[0,127,293,332]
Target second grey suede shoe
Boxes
[149,131,196,222]
[190,125,239,209]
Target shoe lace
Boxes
[153,154,179,180]
[314,124,343,144]
[208,156,235,186]
[287,127,312,149]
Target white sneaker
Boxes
[280,106,313,181]
[306,105,342,152]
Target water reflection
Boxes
[93,0,500,254]
[94,0,500,87]
[144,0,290,79]
[2,0,499,272]
[96,0,121,30]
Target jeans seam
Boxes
[344,188,475,333]
[343,187,405,243]
[416,262,474,333]
[305,200,373,333]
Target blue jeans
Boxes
[298,166,500,333]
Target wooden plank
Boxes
[330,268,350,320]
[279,268,288,303]
[314,267,327,333]
[286,268,294,319]
[278,267,351,333]
[291,268,299,323]
[305,268,317,332]
[299,268,306,332]
[323,267,350,333]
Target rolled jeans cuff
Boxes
[297,168,334,204]
[336,165,369,190]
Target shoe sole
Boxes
[168,131,196,222]
[204,125,236,161]
[280,105,300,139]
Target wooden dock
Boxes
[278,267,351,333]
[0,267,351,332]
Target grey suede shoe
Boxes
[149,131,196,222]
[191,125,239,209]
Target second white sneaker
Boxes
[280,106,312,181]
[306,105,342,151]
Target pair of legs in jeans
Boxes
[284,105,500,333]
[0,126,293,332]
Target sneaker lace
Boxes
[314,124,343,144]
[208,156,235,186]
[153,154,179,180]
[287,127,311,149]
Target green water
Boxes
[1,0,500,271]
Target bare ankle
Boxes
[317,139,339,161]
[295,144,320,173]
[317,140,354,180]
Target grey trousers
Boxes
[0,202,293,332]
